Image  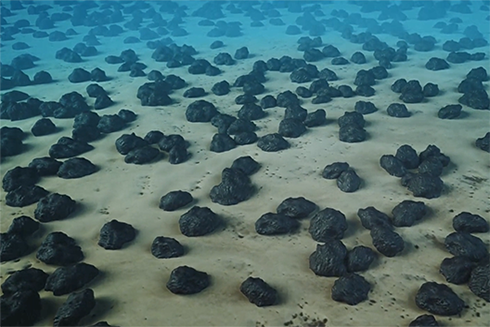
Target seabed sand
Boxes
[0,1,489,326]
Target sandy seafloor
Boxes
[0,1,489,326]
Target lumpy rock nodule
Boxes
[255,212,300,235]
[53,288,95,327]
[415,282,465,316]
[98,220,136,250]
[309,240,347,277]
[34,193,76,222]
[240,277,278,307]
[209,168,254,205]
[331,273,371,305]
[36,231,84,266]
[45,263,99,296]
[179,206,220,237]
[166,266,210,295]
[0,290,42,326]
[151,236,184,259]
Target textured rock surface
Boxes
[331,273,371,305]
[255,213,300,235]
[34,193,76,222]
[166,266,210,295]
[98,220,136,250]
[309,241,347,277]
[240,277,278,307]
[0,290,42,326]
[36,232,84,265]
[53,288,96,327]
[415,282,465,316]
[45,263,99,296]
[210,168,253,205]
[179,206,220,236]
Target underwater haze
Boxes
[1,1,489,326]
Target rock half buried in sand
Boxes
[166,266,210,295]
[346,246,377,273]
[408,314,440,327]
[7,215,39,237]
[339,124,367,143]
[0,290,42,326]
[400,80,424,104]
[387,103,410,117]
[210,168,253,205]
[186,99,218,122]
[444,232,488,262]
[331,273,371,305]
[0,232,29,262]
[419,144,450,167]
[438,104,462,119]
[304,109,327,127]
[98,220,136,250]
[53,288,95,327]
[179,206,220,237]
[151,236,184,259]
[276,197,317,219]
[34,193,76,222]
[227,118,256,135]
[68,68,91,83]
[36,232,83,266]
[94,94,114,110]
[338,111,365,128]
[144,130,164,144]
[257,133,289,152]
[45,262,99,296]
[453,212,489,233]
[1,268,48,294]
[124,146,160,164]
[476,132,489,152]
[240,277,278,307]
[459,89,490,110]
[231,156,260,175]
[309,208,347,241]
[115,133,148,155]
[395,144,419,169]
[357,206,392,230]
[97,114,126,133]
[238,103,265,120]
[1,130,24,157]
[322,162,349,179]
[355,101,378,115]
[337,168,361,192]
[57,157,97,179]
[278,118,306,138]
[370,227,404,257]
[309,241,347,277]
[391,200,427,227]
[31,118,56,136]
[379,154,407,177]
[159,191,193,211]
[28,157,62,176]
[406,173,443,199]
[425,57,450,71]
[439,256,476,285]
[5,185,49,207]
[468,262,490,302]
[2,166,39,192]
[136,82,172,106]
[255,213,300,235]
[415,282,465,316]
[49,137,93,159]
[210,133,236,153]
[419,157,444,176]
